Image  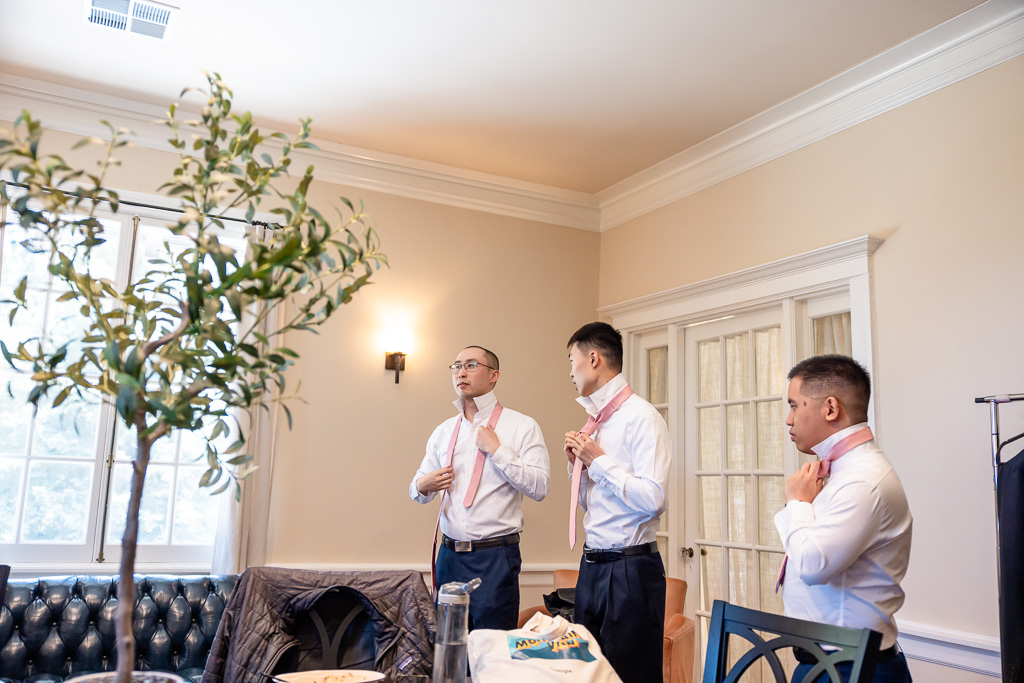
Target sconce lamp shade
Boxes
[381,328,412,384]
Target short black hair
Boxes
[567,322,623,372]
[788,354,871,422]
[464,345,499,371]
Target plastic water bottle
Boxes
[433,578,481,683]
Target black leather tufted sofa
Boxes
[0,575,238,683]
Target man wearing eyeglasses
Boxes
[409,345,550,630]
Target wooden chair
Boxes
[518,569,696,683]
[702,599,882,683]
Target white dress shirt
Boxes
[410,391,550,541]
[571,373,671,549]
[774,423,913,649]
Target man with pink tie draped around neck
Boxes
[410,345,550,631]
[564,322,671,683]
[775,355,913,683]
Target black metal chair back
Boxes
[702,599,882,683]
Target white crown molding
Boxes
[600,235,883,330]
[2,0,1021,233]
[596,0,1024,231]
[0,73,601,231]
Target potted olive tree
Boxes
[0,74,387,683]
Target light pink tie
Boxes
[775,427,874,593]
[568,386,634,550]
[430,402,503,594]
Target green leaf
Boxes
[52,385,72,407]
[226,454,253,466]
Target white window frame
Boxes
[0,185,255,575]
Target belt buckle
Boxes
[454,540,473,553]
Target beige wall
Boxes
[265,188,599,567]
[600,55,1024,644]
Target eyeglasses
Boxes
[449,362,496,373]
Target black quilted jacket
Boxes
[201,567,434,683]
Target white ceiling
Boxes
[0,0,1002,194]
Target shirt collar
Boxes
[453,390,498,422]
[811,421,871,458]
[576,373,629,417]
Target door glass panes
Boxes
[726,404,751,470]
[697,340,721,402]
[757,401,784,469]
[727,476,751,543]
[725,334,750,399]
[759,551,785,613]
[758,477,785,546]
[700,545,724,611]
[755,327,783,395]
[698,407,722,470]
[692,318,787,674]
[699,476,722,541]
[729,548,752,606]
[647,346,668,405]
[813,312,852,355]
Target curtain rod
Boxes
[975,393,1024,403]
[1,181,269,228]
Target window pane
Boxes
[700,545,724,611]
[728,548,752,607]
[758,476,785,546]
[0,376,33,456]
[647,346,668,404]
[45,295,95,359]
[759,551,785,615]
[813,312,852,356]
[108,463,173,544]
[697,339,721,403]
[0,458,24,542]
[0,289,46,352]
[725,333,750,400]
[699,476,722,542]
[172,466,219,544]
[756,400,784,470]
[0,221,52,290]
[177,427,208,464]
[116,422,176,463]
[726,404,751,470]
[755,326,782,396]
[32,392,101,458]
[22,460,94,542]
[727,476,751,543]
[699,407,721,470]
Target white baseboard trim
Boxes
[899,621,1001,678]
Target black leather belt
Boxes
[793,645,897,665]
[442,532,520,553]
[583,541,659,563]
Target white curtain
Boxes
[813,312,852,356]
[211,224,281,573]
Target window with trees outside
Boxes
[0,189,246,568]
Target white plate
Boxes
[276,670,385,683]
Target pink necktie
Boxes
[775,427,874,593]
[430,402,503,594]
[568,386,634,550]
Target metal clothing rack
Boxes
[975,392,1024,683]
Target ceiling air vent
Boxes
[84,0,177,39]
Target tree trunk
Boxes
[116,431,151,683]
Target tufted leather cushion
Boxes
[0,575,237,683]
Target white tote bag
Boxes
[467,612,623,683]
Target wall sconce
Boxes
[382,328,413,384]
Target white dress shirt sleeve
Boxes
[488,417,550,501]
[409,422,449,504]
[775,478,883,585]
[585,409,669,518]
